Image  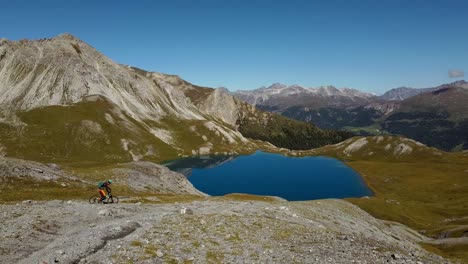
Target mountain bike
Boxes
[89,192,119,204]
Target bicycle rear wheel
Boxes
[89,195,100,204]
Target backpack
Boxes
[97,181,105,188]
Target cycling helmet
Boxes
[108,179,113,184]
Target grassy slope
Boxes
[306,136,468,262]
[347,161,468,262]
[149,117,257,159]
[0,95,259,165]
[0,98,177,164]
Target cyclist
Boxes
[98,179,113,202]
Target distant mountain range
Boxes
[234,83,375,110]
[379,80,468,101]
[233,80,468,151]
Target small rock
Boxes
[61,183,67,187]
[98,209,113,216]
[198,146,211,155]
[47,163,60,170]
[22,200,32,204]
[391,253,401,260]
[67,200,72,205]
[186,208,194,215]
[156,250,164,258]
[33,168,44,173]
[135,202,142,206]
[180,208,186,214]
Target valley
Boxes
[233,81,468,151]
[0,34,467,263]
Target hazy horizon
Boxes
[230,79,467,95]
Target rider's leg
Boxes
[99,189,106,201]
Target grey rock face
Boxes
[0,157,80,182]
[0,199,452,264]
[0,34,206,120]
[0,157,204,196]
[112,161,205,195]
[0,34,258,159]
[198,88,240,126]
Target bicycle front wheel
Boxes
[108,196,119,204]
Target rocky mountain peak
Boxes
[380,80,468,101]
[0,34,198,120]
[447,79,467,88]
[319,85,337,90]
[52,32,82,41]
[316,85,339,95]
[267,82,288,90]
[0,34,267,161]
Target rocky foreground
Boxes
[0,198,452,264]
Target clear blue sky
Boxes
[1,0,467,94]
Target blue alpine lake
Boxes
[165,151,372,201]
